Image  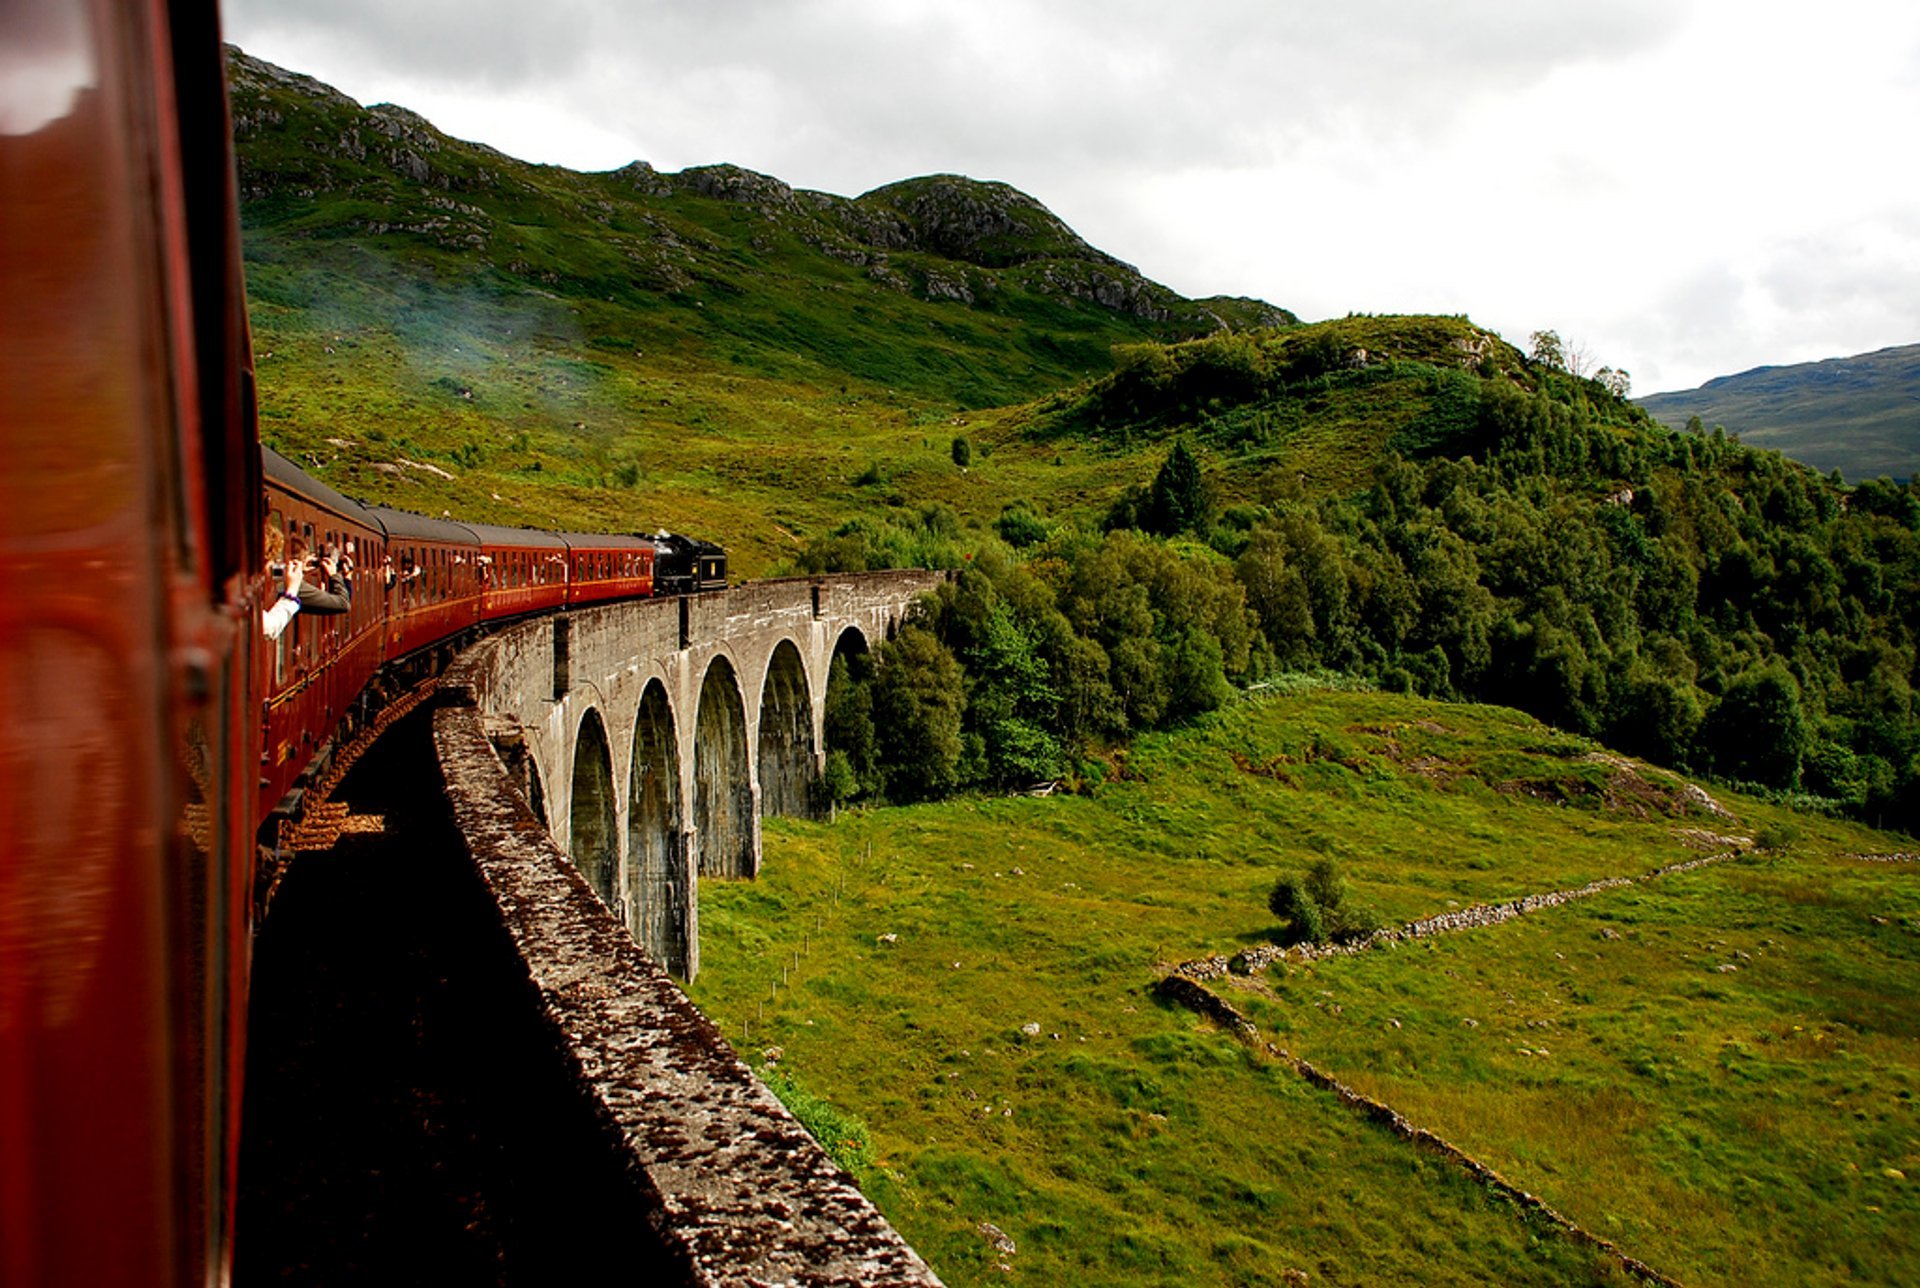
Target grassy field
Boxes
[688,687,1918,1286]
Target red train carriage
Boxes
[462,522,572,620]
[260,448,388,813]
[560,531,657,606]
[364,505,485,659]
[2,1,258,1283]
[1,3,727,1280]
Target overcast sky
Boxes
[220,0,1920,394]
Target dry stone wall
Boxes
[1176,846,1750,982]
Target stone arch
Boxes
[569,707,618,907]
[626,680,687,974]
[693,655,755,878]
[756,638,815,819]
[821,626,878,803]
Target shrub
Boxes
[996,503,1048,548]
[1267,877,1325,946]
[951,435,972,468]
[1268,858,1378,946]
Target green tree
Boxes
[1528,329,1566,370]
[964,602,1064,784]
[822,651,881,803]
[951,435,972,468]
[995,502,1047,548]
[1268,877,1326,946]
[1145,437,1211,536]
[871,625,967,801]
[1703,664,1810,787]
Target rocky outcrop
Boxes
[676,163,801,215]
[609,160,675,198]
[1030,261,1176,322]
[853,175,1118,270]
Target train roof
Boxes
[363,505,482,546]
[261,446,382,526]
[558,531,659,550]
[261,445,715,557]
[459,521,569,550]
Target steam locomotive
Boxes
[0,5,718,1283]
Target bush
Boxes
[996,503,1048,548]
[1268,858,1379,946]
[951,435,972,468]
[1267,877,1325,946]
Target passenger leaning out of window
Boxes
[288,536,352,615]
[262,523,301,640]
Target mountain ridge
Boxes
[226,45,1293,377]
[1638,342,1920,482]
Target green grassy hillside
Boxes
[691,686,1920,1287]
[227,47,1295,571]
[1638,344,1920,483]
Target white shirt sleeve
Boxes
[263,594,300,641]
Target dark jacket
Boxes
[295,572,351,615]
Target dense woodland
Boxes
[810,332,1920,832]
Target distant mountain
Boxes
[1637,344,1920,482]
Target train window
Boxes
[269,511,289,684]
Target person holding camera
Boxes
[261,526,352,641]
[262,547,303,641]
[290,536,352,614]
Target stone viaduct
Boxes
[450,570,945,979]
